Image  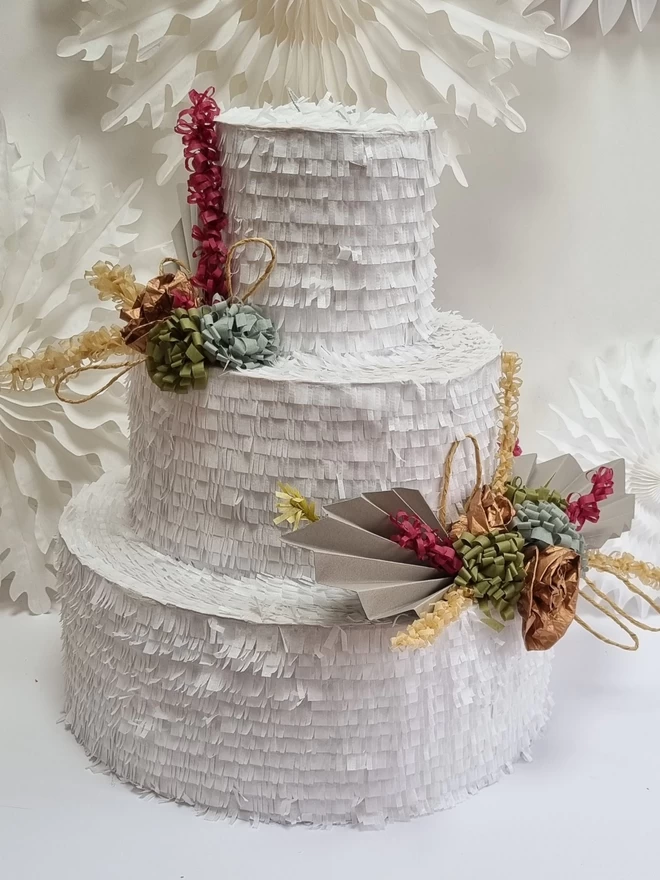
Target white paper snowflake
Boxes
[0,114,151,613]
[541,340,660,615]
[58,0,569,184]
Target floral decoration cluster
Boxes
[388,468,615,648]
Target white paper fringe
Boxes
[127,313,501,580]
[219,110,443,354]
[220,99,437,135]
[57,482,553,827]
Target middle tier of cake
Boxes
[127,311,501,581]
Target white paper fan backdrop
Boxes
[0,114,164,613]
[541,340,660,615]
[548,0,658,33]
[58,0,569,185]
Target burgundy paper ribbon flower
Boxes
[175,88,228,303]
[390,511,462,575]
[566,466,615,531]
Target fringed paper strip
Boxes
[57,471,552,826]
[216,119,442,354]
[127,312,501,581]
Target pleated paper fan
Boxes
[58,0,569,184]
[554,0,658,33]
[512,453,634,549]
[282,489,454,621]
[541,340,660,614]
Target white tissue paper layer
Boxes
[211,106,443,355]
[127,312,501,580]
[58,473,552,827]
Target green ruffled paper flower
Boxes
[504,476,567,510]
[453,530,526,628]
[200,300,279,370]
[146,307,209,393]
[513,499,588,571]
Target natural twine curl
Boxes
[438,434,483,530]
[54,357,146,404]
[572,551,660,650]
[159,256,191,278]
[225,237,277,304]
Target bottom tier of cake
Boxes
[57,471,553,827]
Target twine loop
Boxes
[572,551,660,650]
[225,237,277,304]
[438,434,483,530]
[158,257,192,279]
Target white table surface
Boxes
[1,604,659,880]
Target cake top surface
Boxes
[219,311,501,385]
[220,97,436,135]
[60,470,377,627]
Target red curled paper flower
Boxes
[390,511,462,575]
[566,466,615,531]
[175,88,228,303]
[513,438,523,457]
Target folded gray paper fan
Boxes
[282,488,453,621]
[172,183,197,273]
[512,453,635,549]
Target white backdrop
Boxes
[2,5,660,878]
[1,2,658,450]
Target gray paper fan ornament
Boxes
[509,453,635,550]
[201,300,279,370]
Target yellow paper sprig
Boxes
[391,588,474,650]
[274,483,320,530]
[85,261,143,308]
[0,326,129,392]
[492,351,523,494]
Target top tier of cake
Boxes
[218,101,441,355]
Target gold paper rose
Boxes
[120,259,198,352]
[450,486,515,540]
[519,545,580,651]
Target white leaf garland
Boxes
[0,114,147,613]
[58,0,569,184]
[540,339,660,617]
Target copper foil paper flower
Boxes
[519,545,580,651]
[121,266,197,352]
[450,486,514,540]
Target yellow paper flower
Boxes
[274,483,320,530]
